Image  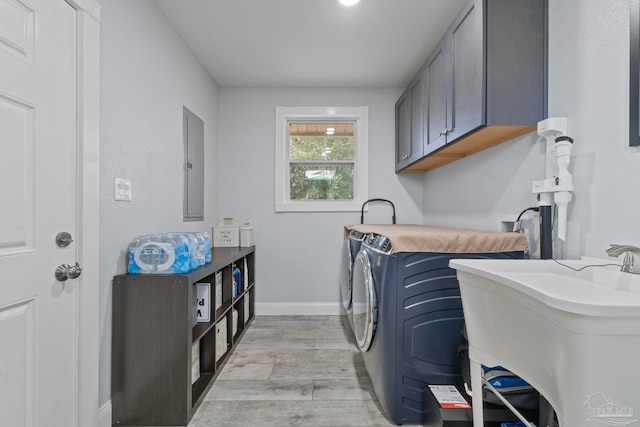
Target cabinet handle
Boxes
[439,128,453,136]
[403,154,409,160]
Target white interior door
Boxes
[0,0,79,425]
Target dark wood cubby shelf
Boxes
[111,246,255,426]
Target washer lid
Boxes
[352,250,377,352]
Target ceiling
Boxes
[154,0,467,88]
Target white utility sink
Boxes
[450,258,640,427]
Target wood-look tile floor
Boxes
[188,315,422,427]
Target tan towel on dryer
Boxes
[344,224,528,254]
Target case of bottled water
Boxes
[128,232,211,274]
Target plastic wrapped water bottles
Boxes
[128,234,191,274]
[185,233,200,270]
[188,232,211,266]
[195,232,211,265]
[128,231,212,274]
[202,232,212,263]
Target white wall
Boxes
[218,88,424,304]
[423,0,640,260]
[99,0,220,406]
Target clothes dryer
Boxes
[352,230,526,425]
[340,230,365,330]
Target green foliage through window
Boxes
[289,164,354,200]
[288,131,355,200]
[289,136,354,161]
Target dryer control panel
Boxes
[349,230,366,241]
[365,233,393,253]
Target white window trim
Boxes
[275,106,369,212]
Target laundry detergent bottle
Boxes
[232,265,241,297]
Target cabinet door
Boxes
[424,38,448,156]
[396,75,424,172]
[395,89,412,171]
[409,73,425,163]
[447,0,484,142]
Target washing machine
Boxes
[340,230,366,330]
[341,198,396,330]
[352,231,526,425]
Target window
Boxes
[275,106,368,212]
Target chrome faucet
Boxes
[606,244,640,274]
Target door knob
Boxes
[55,262,82,281]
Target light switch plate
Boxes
[114,177,131,201]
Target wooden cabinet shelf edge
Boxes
[111,246,256,426]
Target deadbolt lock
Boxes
[56,232,74,248]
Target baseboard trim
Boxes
[255,302,344,316]
[98,400,111,427]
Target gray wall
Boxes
[218,88,424,303]
[99,0,220,406]
[422,0,640,260]
[98,0,639,411]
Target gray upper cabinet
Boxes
[395,72,425,172]
[424,0,482,154]
[447,0,483,144]
[395,89,411,171]
[424,38,448,157]
[399,0,547,173]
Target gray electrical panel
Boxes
[183,106,204,221]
